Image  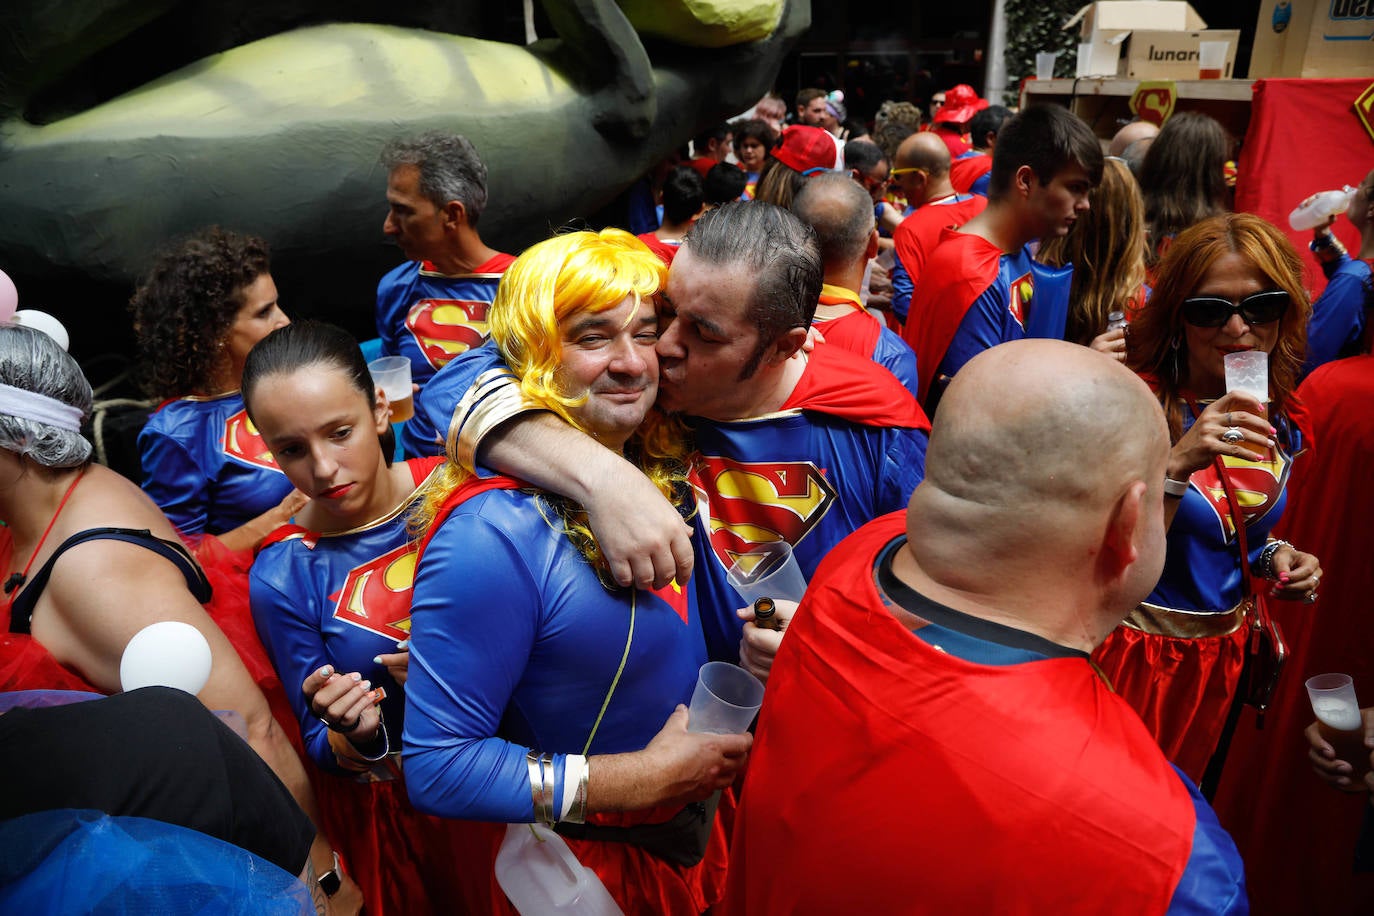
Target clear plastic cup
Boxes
[726,540,808,605]
[1198,40,1228,79]
[1223,350,1268,403]
[368,356,414,423]
[687,662,765,734]
[1306,674,1370,779]
[1036,52,1058,80]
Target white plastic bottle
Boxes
[494,823,624,916]
[1289,186,1356,231]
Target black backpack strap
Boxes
[9,528,212,635]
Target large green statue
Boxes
[0,0,807,345]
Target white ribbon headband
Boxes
[0,382,84,432]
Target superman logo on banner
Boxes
[643,579,690,625]
[1129,81,1177,127]
[1192,449,1290,541]
[1357,82,1374,145]
[222,408,282,472]
[693,456,835,570]
[406,299,491,369]
[1007,270,1033,328]
[329,544,417,641]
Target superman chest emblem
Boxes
[406,299,492,369]
[692,456,835,571]
[328,543,417,641]
[1191,448,1290,540]
[222,408,282,472]
[1007,270,1033,328]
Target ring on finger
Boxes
[1221,427,1244,444]
[1226,412,1233,426]
[1305,592,1319,604]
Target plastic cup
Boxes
[687,662,765,734]
[1035,52,1058,81]
[1306,674,1370,779]
[1223,350,1268,403]
[1198,41,1228,79]
[726,541,808,605]
[1076,42,1095,77]
[368,356,414,423]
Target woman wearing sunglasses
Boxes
[1093,213,1322,784]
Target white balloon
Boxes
[119,621,213,695]
[12,310,69,351]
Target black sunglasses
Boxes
[1181,290,1290,328]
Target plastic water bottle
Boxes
[1289,186,1356,231]
[494,823,623,915]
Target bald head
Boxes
[894,132,951,177]
[791,172,876,273]
[1109,120,1160,158]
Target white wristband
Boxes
[1163,477,1190,498]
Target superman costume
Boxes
[635,232,683,265]
[1210,356,1374,915]
[811,284,919,398]
[403,478,729,915]
[1094,399,1306,782]
[1302,255,1372,377]
[138,392,293,538]
[949,150,993,197]
[725,513,1247,915]
[375,253,516,388]
[903,230,1072,413]
[250,456,458,916]
[889,194,986,326]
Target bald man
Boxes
[888,132,987,327]
[1109,120,1159,176]
[790,173,918,396]
[726,340,1247,914]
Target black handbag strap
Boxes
[8,527,212,635]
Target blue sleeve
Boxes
[936,281,1025,383]
[1165,765,1249,915]
[873,328,920,400]
[970,171,991,198]
[891,256,913,326]
[138,427,209,537]
[877,427,928,514]
[1303,260,1369,377]
[402,342,508,458]
[249,567,339,773]
[402,512,564,822]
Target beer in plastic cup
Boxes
[1198,41,1228,79]
[1223,350,1268,403]
[368,356,414,423]
[1306,673,1370,782]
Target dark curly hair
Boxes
[129,227,271,398]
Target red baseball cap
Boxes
[771,125,842,175]
[935,84,989,126]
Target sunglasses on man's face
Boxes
[1181,290,1290,328]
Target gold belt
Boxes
[1120,598,1250,639]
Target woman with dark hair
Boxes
[1093,213,1322,783]
[243,321,456,915]
[1138,112,1232,267]
[731,117,775,200]
[0,324,359,911]
[131,226,303,553]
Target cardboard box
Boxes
[1250,0,1374,79]
[1066,2,1240,79]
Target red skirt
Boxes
[1092,603,1249,781]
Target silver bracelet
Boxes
[1254,539,1292,580]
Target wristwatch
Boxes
[317,851,343,897]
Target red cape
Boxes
[901,228,1002,400]
[949,153,992,193]
[892,195,987,290]
[725,513,1196,914]
[1210,355,1374,914]
[635,232,680,265]
[813,287,880,360]
[780,342,930,432]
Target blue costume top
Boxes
[1303,255,1371,377]
[375,254,515,388]
[403,485,707,822]
[138,393,293,537]
[934,246,1073,395]
[401,350,468,458]
[1152,402,1303,613]
[249,457,440,773]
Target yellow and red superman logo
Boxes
[1193,449,1289,540]
[406,299,491,369]
[1008,271,1033,328]
[644,578,689,625]
[329,544,416,641]
[693,456,835,570]
[222,408,282,472]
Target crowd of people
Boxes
[0,75,1372,915]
